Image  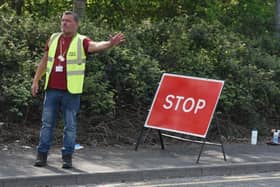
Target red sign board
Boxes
[145,73,224,138]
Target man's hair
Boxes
[62,11,79,23]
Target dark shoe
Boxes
[34,152,48,167]
[62,154,72,169]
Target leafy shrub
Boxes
[1,4,280,142]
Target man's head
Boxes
[61,11,79,36]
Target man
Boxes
[31,11,125,169]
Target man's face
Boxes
[61,14,78,35]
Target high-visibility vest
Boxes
[44,32,87,94]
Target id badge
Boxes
[55,65,63,72]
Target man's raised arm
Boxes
[87,32,125,53]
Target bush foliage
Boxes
[0,1,279,143]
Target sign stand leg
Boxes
[135,127,165,151]
[196,115,227,163]
[158,130,165,150]
[135,127,146,151]
[196,140,206,164]
[221,140,227,161]
[216,118,227,161]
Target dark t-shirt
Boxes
[45,35,92,90]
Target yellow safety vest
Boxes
[44,32,87,94]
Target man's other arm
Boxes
[31,52,48,96]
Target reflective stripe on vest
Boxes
[47,56,85,65]
[44,32,87,94]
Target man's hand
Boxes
[31,52,48,97]
[31,81,39,97]
[109,32,125,46]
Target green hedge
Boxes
[1,6,279,140]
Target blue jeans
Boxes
[37,89,80,155]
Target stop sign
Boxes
[145,73,224,138]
